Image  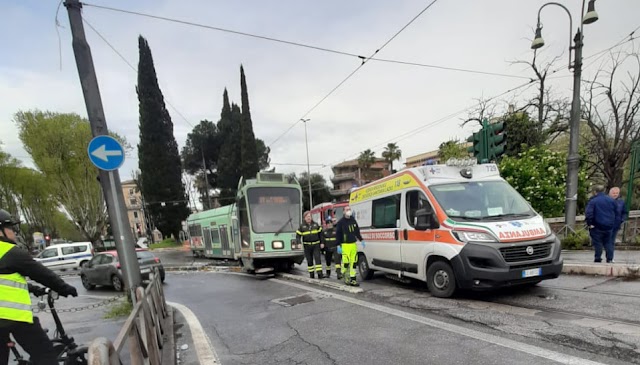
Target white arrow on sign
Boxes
[91,144,123,162]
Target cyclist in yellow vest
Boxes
[0,209,78,364]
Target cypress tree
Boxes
[216,90,242,201]
[137,35,190,239]
[240,65,259,179]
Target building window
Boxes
[133,211,139,219]
[129,197,137,206]
[128,188,134,196]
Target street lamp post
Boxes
[301,119,313,210]
[531,0,599,231]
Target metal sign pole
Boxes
[65,0,141,303]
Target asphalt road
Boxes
[57,271,634,365]
[33,250,640,365]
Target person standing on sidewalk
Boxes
[335,206,364,286]
[585,185,620,263]
[296,211,324,279]
[322,217,342,279]
[608,187,627,258]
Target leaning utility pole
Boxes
[64,0,141,302]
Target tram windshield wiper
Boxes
[275,217,293,236]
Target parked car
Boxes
[34,242,94,271]
[80,249,165,291]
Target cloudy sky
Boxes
[1,0,638,187]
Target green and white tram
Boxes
[186,172,305,272]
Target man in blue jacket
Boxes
[607,187,627,262]
[585,185,620,263]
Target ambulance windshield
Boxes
[430,181,535,221]
[247,187,301,233]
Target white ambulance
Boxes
[350,158,562,298]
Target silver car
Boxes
[80,249,165,291]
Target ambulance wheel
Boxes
[426,261,456,298]
[357,253,374,280]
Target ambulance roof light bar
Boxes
[445,158,477,167]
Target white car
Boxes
[34,242,94,271]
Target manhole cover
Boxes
[272,293,319,307]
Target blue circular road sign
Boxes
[87,135,125,171]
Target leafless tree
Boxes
[511,52,570,143]
[582,50,640,189]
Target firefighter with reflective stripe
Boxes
[296,211,324,279]
[335,206,364,286]
[322,217,342,279]
[0,209,78,364]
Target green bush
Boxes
[149,238,181,249]
[561,230,590,250]
[104,299,132,319]
[499,148,589,218]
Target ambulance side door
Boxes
[400,189,435,278]
[365,193,402,273]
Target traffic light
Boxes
[44,235,51,246]
[487,121,506,161]
[466,131,486,163]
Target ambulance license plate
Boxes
[522,268,541,278]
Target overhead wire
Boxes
[80,2,528,81]
[315,79,537,173]
[82,16,195,128]
[267,0,440,148]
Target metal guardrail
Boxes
[545,210,640,223]
[87,268,169,365]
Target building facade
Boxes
[404,142,473,169]
[121,180,148,239]
[330,158,391,202]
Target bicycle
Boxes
[7,288,88,364]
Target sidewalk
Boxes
[561,249,640,277]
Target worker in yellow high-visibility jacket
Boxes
[0,209,78,364]
[335,206,364,287]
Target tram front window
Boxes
[247,188,301,233]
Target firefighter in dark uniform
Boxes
[296,211,324,279]
[0,209,78,364]
[322,217,342,280]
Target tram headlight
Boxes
[272,240,284,249]
[254,241,265,251]
[291,239,301,249]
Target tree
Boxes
[501,111,547,157]
[499,148,589,218]
[288,172,331,211]
[381,143,402,172]
[437,139,468,161]
[217,89,243,201]
[256,138,271,170]
[14,111,108,244]
[181,120,220,210]
[357,149,376,183]
[511,52,570,143]
[137,36,190,239]
[240,65,259,179]
[581,51,640,190]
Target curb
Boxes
[277,273,364,294]
[562,263,640,278]
[164,265,242,273]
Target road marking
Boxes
[168,301,221,364]
[272,279,608,365]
